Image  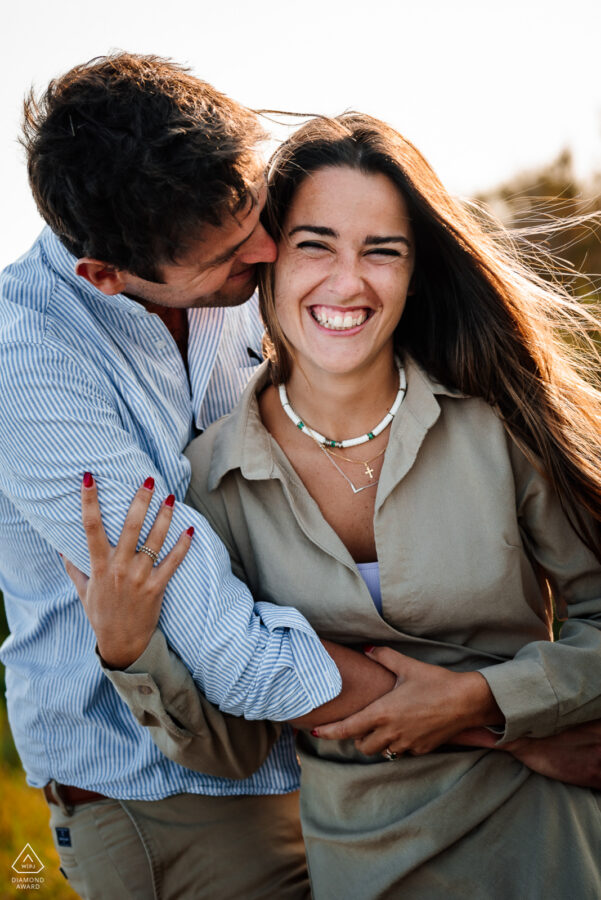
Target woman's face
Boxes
[274,165,415,380]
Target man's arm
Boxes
[98,627,601,788]
[450,721,601,789]
[0,340,342,722]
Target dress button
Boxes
[138,685,153,695]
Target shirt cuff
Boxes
[96,633,183,728]
[287,630,343,713]
[479,658,559,742]
[96,631,183,713]
[247,602,342,719]
[94,632,166,677]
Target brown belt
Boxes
[43,781,108,809]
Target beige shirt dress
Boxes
[110,356,601,898]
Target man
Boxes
[0,52,370,900]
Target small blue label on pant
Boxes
[56,827,72,847]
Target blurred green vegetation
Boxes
[0,145,599,897]
[477,148,601,305]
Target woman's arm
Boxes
[65,478,396,769]
[69,478,601,786]
[314,646,601,788]
[475,441,601,742]
[314,443,601,774]
[100,629,281,779]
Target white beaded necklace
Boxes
[278,358,406,449]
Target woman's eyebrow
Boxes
[288,225,338,238]
[364,235,412,248]
[287,225,411,249]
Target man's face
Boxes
[122,184,277,309]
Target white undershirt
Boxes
[356,561,382,614]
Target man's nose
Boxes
[239,222,277,265]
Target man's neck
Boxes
[145,302,189,370]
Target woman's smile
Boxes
[309,304,372,333]
[274,166,414,379]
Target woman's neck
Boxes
[285,353,399,443]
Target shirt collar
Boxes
[40,227,155,318]
[39,228,232,418]
[207,355,467,492]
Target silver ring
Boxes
[137,544,159,565]
[383,748,399,761]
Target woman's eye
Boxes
[366,248,401,259]
[296,241,329,253]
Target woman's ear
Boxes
[75,259,128,295]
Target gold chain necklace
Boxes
[324,444,387,480]
[306,429,381,494]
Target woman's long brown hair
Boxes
[259,114,601,559]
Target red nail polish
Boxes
[164,494,175,508]
[143,477,155,491]
[311,729,319,737]
[83,472,94,488]
[186,526,194,537]
[363,644,376,654]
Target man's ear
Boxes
[75,259,128,295]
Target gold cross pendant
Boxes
[365,464,374,479]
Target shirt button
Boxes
[138,685,153,695]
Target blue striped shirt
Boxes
[0,228,341,799]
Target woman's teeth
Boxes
[311,307,368,330]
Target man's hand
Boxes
[312,646,502,756]
[453,721,601,789]
[62,473,193,668]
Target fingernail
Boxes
[164,494,175,508]
[58,552,63,558]
[363,644,375,654]
[83,472,94,488]
[143,477,155,491]
[311,729,319,737]
[186,526,194,537]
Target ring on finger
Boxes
[383,747,399,761]
[137,544,160,565]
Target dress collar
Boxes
[207,356,468,493]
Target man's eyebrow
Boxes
[203,230,254,269]
[288,225,339,238]
[201,187,264,268]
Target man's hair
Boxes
[21,52,267,280]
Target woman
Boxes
[68,114,601,898]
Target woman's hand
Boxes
[312,646,502,756]
[62,473,193,669]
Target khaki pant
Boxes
[48,790,310,900]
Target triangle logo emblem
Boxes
[12,844,45,874]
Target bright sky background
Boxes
[2,0,600,270]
